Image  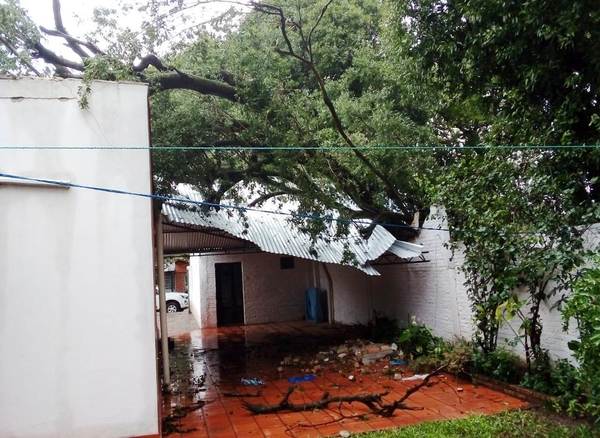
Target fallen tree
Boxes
[243,365,447,417]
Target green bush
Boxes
[472,347,525,384]
[561,256,600,421]
[411,339,473,375]
[396,320,444,359]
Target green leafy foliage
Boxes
[472,347,524,384]
[411,339,472,375]
[521,359,578,399]
[396,319,444,359]
[561,256,600,420]
[391,0,600,147]
[149,0,439,234]
[434,148,588,368]
[0,0,41,75]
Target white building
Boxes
[0,77,159,438]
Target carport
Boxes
[154,188,424,384]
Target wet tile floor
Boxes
[161,321,528,437]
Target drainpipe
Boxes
[322,263,335,324]
[156,215,170,386]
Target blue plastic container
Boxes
[305,287,328,322]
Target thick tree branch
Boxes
[52,0,90,59]
[244,366,447,417]
[247,190,288,207]
[133,54,169,72]
[32,41,84,72]
[243,387,388,414]
[40,26,104,55]
[151,71,238,101]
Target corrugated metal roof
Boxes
[162,192,423,276]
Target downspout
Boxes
[156,215,170,386]
[322,263,335,324]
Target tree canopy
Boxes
[1,0,445,236]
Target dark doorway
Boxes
[215,262,244,326]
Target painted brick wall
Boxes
[320,264,371,325]
[174,260,188,292]
[189,253,312,327]
[369,209,600,361]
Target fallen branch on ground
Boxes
[243,365,447,417]
[243,387,388,414]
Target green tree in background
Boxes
[392,0,600,360]
[0,0,441,236]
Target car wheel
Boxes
[166,301,180,313]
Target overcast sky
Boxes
[19,0,244,55]
[21,0,130,31]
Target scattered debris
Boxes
[393,373,403,380]
[348,375,356,381]
[457,387,464,392]
[241,378,265,386]
[278,339,403,373]
[390,359,407,366]
[339,430,351,437]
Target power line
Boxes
[0,171,451,232]
[0,144,599,151]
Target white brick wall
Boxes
[189,252,312,327]
[321,264,371,325]
[369,209,598,361]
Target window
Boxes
[280,257,295,270]
[165,271,175,291]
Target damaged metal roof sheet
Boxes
[162,193,423,276]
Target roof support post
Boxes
[156,215,171,386]
[322,263,335,324]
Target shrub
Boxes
[411,339,473,375]
[521,358,578,398]
[396,319,444,359]
[472,347,524,384]
[561,256,600,421]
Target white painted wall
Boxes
[320,264,371,325]
[0,78,158,437]
[370,207,598,361]
[189,252,313,327]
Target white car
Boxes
[156,291,189,313]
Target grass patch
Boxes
[358,410,596,437]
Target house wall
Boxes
[175,260,189,292]
[369,224,474,341]
[0,78,158,437]
[369,207,595,361]
[189,252,313,327]
[320,264,371,325]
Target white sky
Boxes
[19,0,246,56]
[21,0,136,33]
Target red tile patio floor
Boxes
[161,321,528,437]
